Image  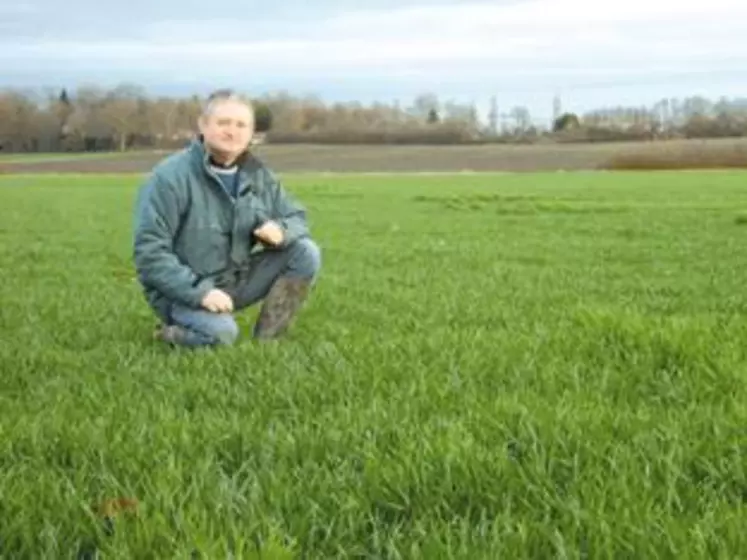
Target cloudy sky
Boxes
[1,0,745,123]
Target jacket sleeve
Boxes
[132,172,214,307]
[267,171,310,247]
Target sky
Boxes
[1,0,746,125]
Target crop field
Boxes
[1,168,747,557]
[1,136,747,174]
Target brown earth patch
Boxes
[2,138,746,174]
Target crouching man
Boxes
[132,89,321,347]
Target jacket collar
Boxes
[189,136,261,172]
[189,137,263,196]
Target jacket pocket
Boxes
[235,198,265,235]
[185,224,231,276]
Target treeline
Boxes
[1,83,747,153]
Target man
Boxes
[132,89,321,347]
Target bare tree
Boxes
[0,84,745,152]
[98,83,149,151]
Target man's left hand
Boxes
[253,220,285,247]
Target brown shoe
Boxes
[253,276,312,340]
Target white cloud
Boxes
[0,4,40,15]
[1,0,745,117]
[6,0,746,68]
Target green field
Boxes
[1,170,747,557]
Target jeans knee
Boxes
[211,316,240,345]
[289,238,322,279]
[167,304,239,347]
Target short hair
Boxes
[201,89,254,117]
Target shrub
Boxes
[600,140,747,170]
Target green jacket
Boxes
[132,139,309,321]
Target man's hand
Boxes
[201,289,234,313]
[253,220,285,247]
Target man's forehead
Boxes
[208,99,253,120]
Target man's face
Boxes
[198,99,254,160]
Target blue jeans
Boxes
[166,237,321,347]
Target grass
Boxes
[1,170,747,557]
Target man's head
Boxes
[197,89,255,163]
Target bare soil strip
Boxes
[1,138,745,174]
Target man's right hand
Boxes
[201,289,234,313]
